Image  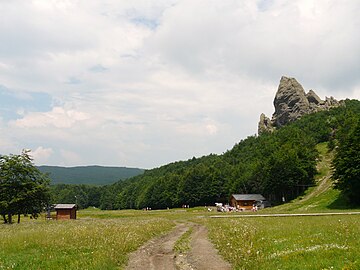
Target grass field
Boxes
[0,214,173,270]
[1,209,359,270]
[201,143,359,269]
[1,144,359,269]
[207,215,360,270]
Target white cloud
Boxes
[32,146,54,164]
[60,149,83,166]
[0,0,359,168]
[12,107,90,128]
[146,0,360,90]
[206,124,218,135]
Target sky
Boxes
[0,0,359,169]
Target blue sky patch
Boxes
[257,0,273,12]
[0,85,53,121]
[66,77,82,85]
[131,17,159,30]
[89,64,108,73]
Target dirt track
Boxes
[125,223,231,270]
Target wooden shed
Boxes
[54,204,77,220]
[230,194,265,210]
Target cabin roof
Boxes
[231,194,266,201]
[54,204,77,210]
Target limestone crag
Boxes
[258,76,342,134]
[258,113,274,134]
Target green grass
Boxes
[173,226,193,254]
[0,217,173,270]
[207,215,360,270]
[79,206,210,221]
[2,207,360,270]
[204,142,360,269]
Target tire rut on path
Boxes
[181,224,232,270]
[126,223,188,270]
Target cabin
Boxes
[230,194,266,210]
[54,204,77,220]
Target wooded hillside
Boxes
[50,99,360,209]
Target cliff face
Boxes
[258,76,342,134]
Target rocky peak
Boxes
[306,90,322,104]
[272,76,311,127]
[258,113,274,134]
[258,76,342,134]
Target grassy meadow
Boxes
[1,208,360,270]
[202,143,360,269]
[207,215,360,270]
[0,212,173,270]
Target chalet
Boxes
[230,194,266,210]
[54,204,77,220]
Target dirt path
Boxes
[297,146,333,203]
[125,223,231,270]
[183,224,231,270]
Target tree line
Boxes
[331,101,360,205]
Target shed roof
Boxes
[231,194,266,201]
[54,204,77,209]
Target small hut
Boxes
[54,204,77,220]
[230,194,265,210]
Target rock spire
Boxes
[258,76,341,134]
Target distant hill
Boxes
[38,165,145,185]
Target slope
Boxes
[270,143,350,212]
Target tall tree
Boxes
[332,117,360,205]
[0,150,51,223]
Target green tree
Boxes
[332,117,360,205]
[0,150,50,223]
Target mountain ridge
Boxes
[38,165,144,185]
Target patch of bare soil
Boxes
[180,224,232,270]
[125,223,231,270]
[126,223,188,270]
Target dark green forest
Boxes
[39,165,144,185]
[50,99,360,209]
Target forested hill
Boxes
[39,165,144,185]
[49,99,360,209]
[96,99,360,210]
